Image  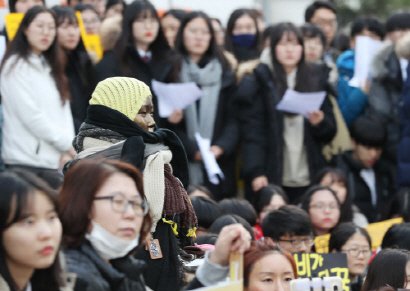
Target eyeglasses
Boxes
[94,194,149,216]
[278,236,315,248]
[186,27,211,38]
[341,249,372,257]
[309,203,339,210]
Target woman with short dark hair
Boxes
[59,159,151,291]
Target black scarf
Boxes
[84,105,189,189]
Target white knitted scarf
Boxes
[143,149,173,232]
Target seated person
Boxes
[332,115,397,223]
[253,184,289,240]
[336,16,385,126]
[190,196,223,238]
[262,205,314,253]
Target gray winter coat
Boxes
[367,42,403,164]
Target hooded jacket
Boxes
[367,42,403,165]
[236,48,336,186]
[336,49,368,126]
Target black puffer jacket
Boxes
[237,63,336,187]
[65,243,147,291]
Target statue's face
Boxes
[133,96,156,132]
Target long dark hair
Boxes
[1,6,70,103]
[52,5,95,96]
[115,0,174,77]
[224,8,261,53]
[361,249,410,291]
[174,11,228,69]
[269,22,318,98]
[314,167,353,223]
[0,170,63,291]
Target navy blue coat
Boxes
[398,64,410,187]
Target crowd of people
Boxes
[1,0,410,290]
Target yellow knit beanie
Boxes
[90,77,152,120]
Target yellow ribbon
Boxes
[162,218,178,235]
[187,227,197,238]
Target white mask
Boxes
[85,221,139,260]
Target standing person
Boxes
[95,0,180,127]
[224,9,261,82]
[8,0,44,13]
[75,4,101,35]
[395,32,410,188]
[329,223,372,291]
[53,6,95,134]
[0,170,70,291]
[169,11,239,200]
[301,185,341,236]
[0,6,75,173]
[225,9,261,63]
[367,11,410,166]
[64,77,197,291]
[161,9,186,49]
[104,0,126,19]
[59,159,152,291]
[336,16,385,127]
[305,1,339,63]
[237,22,336,202]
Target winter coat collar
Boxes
[370,41,397,80]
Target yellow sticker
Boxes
[5,13,24,41]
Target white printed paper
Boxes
[348,36,383,88]
[151,79,202,118]
[195,133,225,185]
[276,89,326,118]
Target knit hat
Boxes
[90,77,152,120]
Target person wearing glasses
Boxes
[59,159,152,291]
[329,222,372,291]
[262,205,314,253]
[64,77,196,291]
[301,185,341,236]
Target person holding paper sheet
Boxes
[95,0,181,128]
[336,16,385,127]
[237,22,336,203]
[367,11,410,167]
[168,11,239,200]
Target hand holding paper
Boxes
[276,89,326,118]
[152,79,202,118]
[195,133,225,185]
